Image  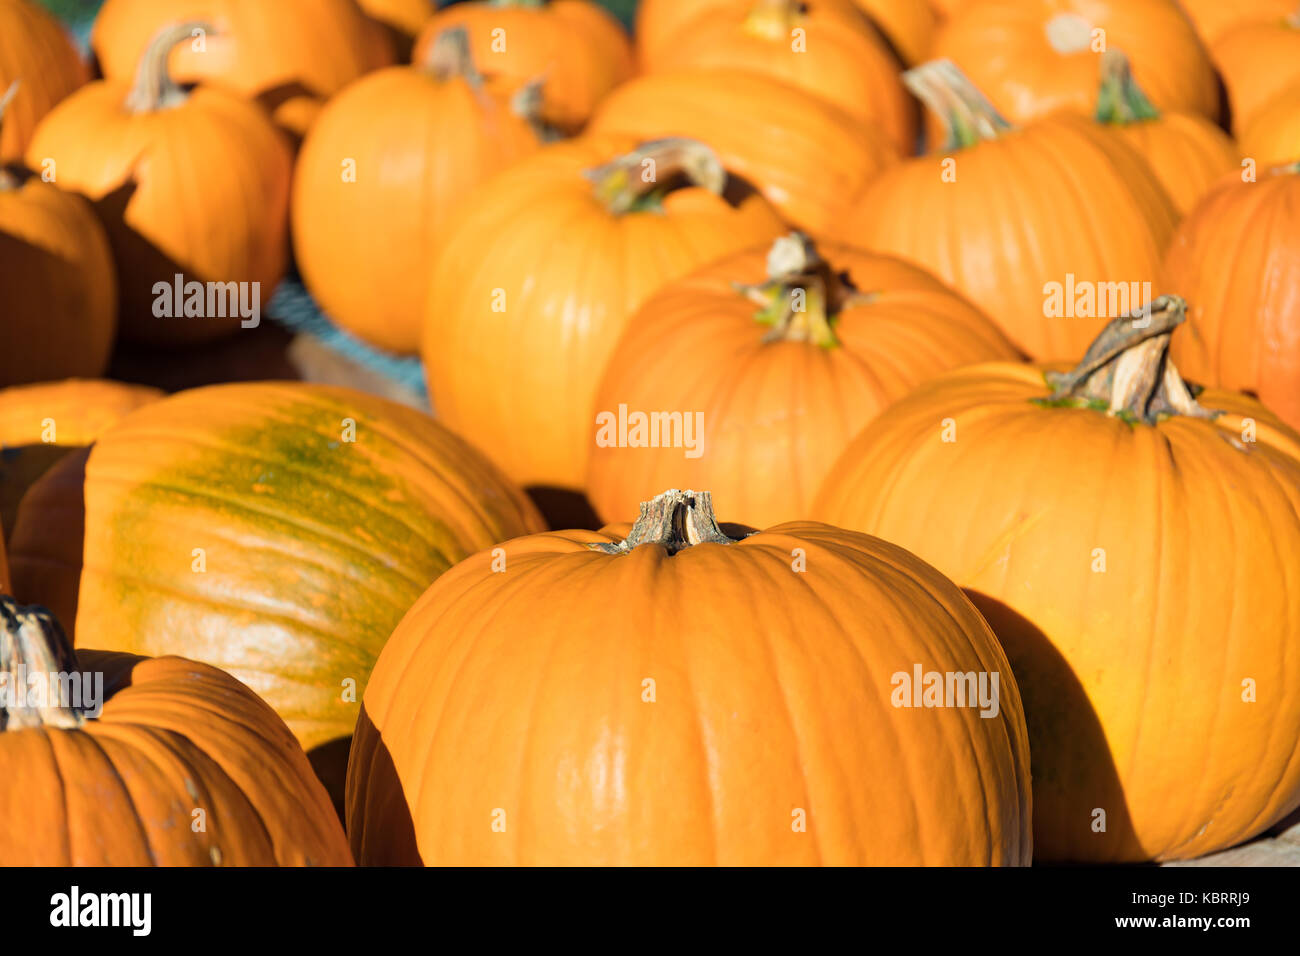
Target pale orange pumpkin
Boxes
[929,0,1219,135]
[1163,162,1300,432]
[1178,0,1296,44]
[639,0,915,154]
[1093,50,1239,215]
[0,0,87,164]
[292,28,542,354]
[1239,81,1300,168]
[1212,12,1300,133]
[348,488,1033,865]
[828,60,1177,361]
[586,69,898,234]
[411,0,633,134]
[586,234,1018,528]
[26,23,292,347]
[421,136,787,493]
[816,299,1300,862]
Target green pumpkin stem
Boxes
[591,490,740,555]
[584,138,727,215]
[0,81,18,191]
[905,59,1013,151]
[1095,50,1160,124]
[732,233,873,349]
[1042,296,1219,426]
[0,596,85,731]
[125,21,216,114]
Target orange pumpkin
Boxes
[1164,162,1300,432]
[0,0,87,164]
[1093,50,1239,215]
[828,60,1177,361]
[586,234,1018,528]
[1178,0,1295,44]
[26,23,292,347]
[0,91,117,386]
[91,0,387,140]
[358,0,435,59]
[411,0,633,134]
[347,488,1032,865]
[586,69,898,233]
[421,136,787,492]
[1239,81,1300,168]
[72,382,544,811]
[639,0,915,154]
[0,597,353,865]
[852,0,938,64]
[293,28,542,355]
[816,299,1300,862]
[1212,12,1300,133]
[8,447,87,638]
[929,0,1218,135]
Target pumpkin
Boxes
[347,488,1032,865]
[0,596,352,865]
[1163,162,1300,432]
[26,23,292,348]
[411,0,633,134]
[816,298,1300,862]
[8,447,86,640]
[0,0,87,164]
[638,0,915,155]
[358,0,435,59]
[1093,50,1239,215]
[91,0,387,140]
[1212,12,1300,133]
[586,233,1018,529]
[586,69,898,233]
[1178,0,1295,44]
[851,0,938,64]
[0,87,117,387]
[828,60,1176,361]
[929,0,1219,135]
[71,382,544,812]
[1238,81,1300,168]
[421,136,786,493]
[292,27,543,355]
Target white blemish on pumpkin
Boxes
[1045,13,1093,53]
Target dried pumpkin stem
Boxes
[591,490,740,555]
[905,59,1012,151]
[125,21,216,114]
[584,138,726,215]
[732,232,873,349]
[425,26,484,86]
[0,596,85,731]
[744,0,800,38]
[1095,50,1160,124]
[1042,295,1219,425]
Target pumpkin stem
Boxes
[1041,296,1220,426]
[583,138,727,215]
[424,26,484,86]
[0,596,85,731]
[1095,50,1160,124]
[125,21,216,114]
[744,0,801,39]
[0,81,18,191]
[905,59,1012,151]
[591,490,740,555]
[732,233,873,348]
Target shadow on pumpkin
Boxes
[526,486,602,531]
[7,446,88,638]
[347,703,423,866]
[967,591,1142,864]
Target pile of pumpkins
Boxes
[1,0,1298,867]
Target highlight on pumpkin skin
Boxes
[346,487,1033,865]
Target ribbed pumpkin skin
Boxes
[930,0,1218,128]
[9,447,87,637]
[91,0,383,123]
[586,243,1018,528]
[411,0,632,133]
[1107,113,1239,216]
[26,83,291,347]
[1213,17,1300,133]
[421,136,787,491]
[0,179,117,386]
[73,383,545,806]
[639,0,915,155]
[348,520,1032,865]
[829,113,1177,361]
[292,66,540,354]
[586,70,898,233]
[1239,83,1300,168]
[1164,167,1300,432]
[815,365,1300,862]
[1,647,352,865]
[0,0,87,163]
